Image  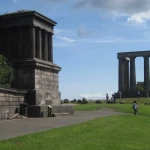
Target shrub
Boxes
[64,99,69,103]
[95,100,102,104]
[0,55,13,87]
[82,98,88,104]
[70,99,77,103]
[77,100,82,104]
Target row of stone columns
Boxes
[30,27,53,62]
[118,56,150,92]
[5,26,53,62]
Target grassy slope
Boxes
[0,115,150,150]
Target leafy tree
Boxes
[0,55,13,87]
[136,81,144,91]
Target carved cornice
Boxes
[11,58,61,71]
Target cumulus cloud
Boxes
[127,10,150,24]
[75,0,150,14]
[75,0,150,24]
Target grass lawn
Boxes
[74,97,150,116]
[0,115,150,150]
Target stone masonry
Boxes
[0,10,61,107]
[0,10,73,118]
[0,88,27,120]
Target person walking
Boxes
[146,90,149,98]
[118,91,122,99]
[132,101,138,115]
[137,90,140,98]
[106,93,109,103]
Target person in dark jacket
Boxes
[132,101,138,115]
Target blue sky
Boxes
[1,0,150,100]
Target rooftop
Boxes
[0,10,57,26]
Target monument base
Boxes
[27,105,74,118]
[119,91,146,98]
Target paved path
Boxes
[0,108,123,140]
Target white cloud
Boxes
[54,29,65,34]
[127,11,150,24]
[56,36,76,42]
[79,92,113,99]
[75,0,150,24]
[53,42,71,47]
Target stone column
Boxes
[118,58,125,92]
[18,27,23,58]
[6,28,10,60]
[124,59,130,91]
[124,60,127,90]
[144,56,150,91]
[126,60,130,91]
[37,28,42,59]
[30,27,35,58]
[43,31,48,61]
[48,33,53,62]
[130,57,136,91]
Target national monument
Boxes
[117,50,150,97]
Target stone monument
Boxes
[0,10,73,117]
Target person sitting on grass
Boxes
[132,101,138,115]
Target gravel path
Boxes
[0,108,123,140]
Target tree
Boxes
[64,99,69,103]
[0,55,14,87]
[136,81,144,91]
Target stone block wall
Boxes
[0,88,27,120]
[12,67,35,90]
[52,106,74,115]
[11,59,61,106]
[35,67,61,106]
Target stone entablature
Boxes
[117,50,150,93]
[118,50,150,58]
[0,10,56,33]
